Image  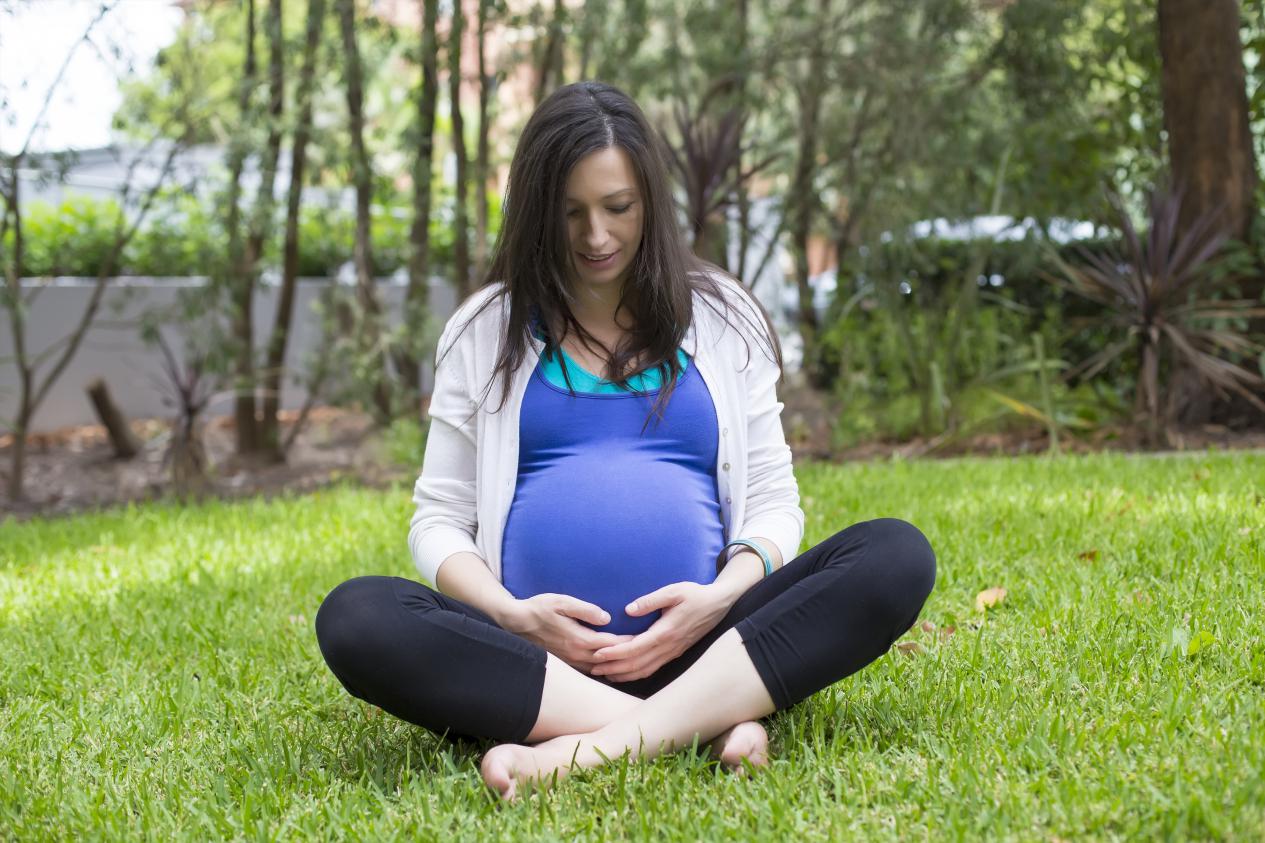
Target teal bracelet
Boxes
[721,538,774,577]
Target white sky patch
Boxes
[0,0,183,155]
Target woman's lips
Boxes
[579,250,619,269]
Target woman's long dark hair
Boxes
[443,80,781,429]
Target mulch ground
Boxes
[0,407,410,521]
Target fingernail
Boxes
[626,602,637,613]
[600,612,610,623]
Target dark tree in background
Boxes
[1158,0,1261,424]
[788,0,831,386]
[1157,0,1258,243]
[237,0,285,458]
[225,0,260,456]
[259,0,327,460]
[449,0,472,296]
[337,0,392,421]
[398,0,441,406]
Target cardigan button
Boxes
[725,496,732,504]
[722,427,728,436]
[722,462,730,471]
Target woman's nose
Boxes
[582,214,609,246]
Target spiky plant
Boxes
[1044,185,1265,445]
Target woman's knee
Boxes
[314,575,400,674]
[866,518,937,619]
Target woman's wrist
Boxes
[490,596,528,632]
[710,549,765,606]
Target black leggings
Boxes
[315,518,936,744]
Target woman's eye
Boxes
[566,204,633,218]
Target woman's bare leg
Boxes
[525,648,769,770]
[485,628,775,800]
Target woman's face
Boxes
[563,145,644,295]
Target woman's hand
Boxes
[502,593,635,673]
[589,582,733,682]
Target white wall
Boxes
[0,277,457,434]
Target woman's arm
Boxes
[434,550,525,627]
[733,295,804,568]
[408,317,482,586]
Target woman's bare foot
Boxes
[705,720,770,775]
[480,736,587,803]
[481,721,770,802]
[481,744,543,803]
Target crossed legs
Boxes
[483,626,774,800]
[316,518,937,801]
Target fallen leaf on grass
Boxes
[895,641,923,657]
[975,587,1008,612]
[913,619,956,642]
[1077,549,1100,562]
[1187,630,1216,656]
[1239,527,1253,536]
[1129,590,1152,605]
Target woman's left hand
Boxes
[589,582,734,682]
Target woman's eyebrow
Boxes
[565,188,636,202]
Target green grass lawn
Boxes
[2,452,1263,840]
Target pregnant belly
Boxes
[500,454,724,635]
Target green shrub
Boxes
[6,187,490,279]
[381,415,430,468]
[818,234,1128,445]
[3,196,126,277]
[126,189,225,277]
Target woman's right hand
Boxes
[502,593,634,673]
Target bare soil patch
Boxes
[0,407,411,522]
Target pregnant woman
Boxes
[315,81,936,802]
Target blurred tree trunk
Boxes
[790,0,830,387]
[260,0,325,459]
[534,0,565,105]
[338,0,392,421]
[228,0,260,455]
[1158,0,1257,244]
[474,0,492,283]
[238,0,285,458]
[397,0,440,407]
[577,0,599,80]
[1158,0,1260,425]
[733,0,751,282]
[449,0,472,296]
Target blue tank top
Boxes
[500,338,725,635]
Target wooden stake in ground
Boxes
[85,379,141,459]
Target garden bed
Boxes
[0,406,412,521]
[5,390,1265,521]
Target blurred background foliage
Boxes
[6,0,1265,472]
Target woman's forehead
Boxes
[565,147,639,201]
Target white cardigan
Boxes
[408,276,805,587]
